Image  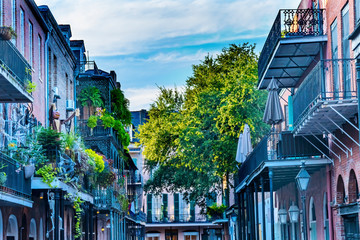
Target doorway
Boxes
[344,215,360,240]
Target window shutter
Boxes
[162,193,168,219]
[147,194,152,222]
[190,200,195,222]
[174,193,179,222]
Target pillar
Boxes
[269,169,275,240]
[261,176,266,240]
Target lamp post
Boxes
[278,208,288,240]
[288,202,299,240]
[296,162,311,240]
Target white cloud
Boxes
[35,0,299,56]
[124,87,159,111]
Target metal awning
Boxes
[235,158,331,193]
[258,35,327,90]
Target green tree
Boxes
[138,43,269,209]
[111,89,132,125]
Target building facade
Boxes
[236,0,360,239]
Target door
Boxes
[342,4,351,98]
[165,229,178,240]
[344,215,360,240]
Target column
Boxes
[237,192,242,240]
[269,169,275,240]
[254,182,259,240]
[54,190,60,240]
[261,176,266,240]
[89,205,94,240]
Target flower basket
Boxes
[24,165,35,179]
[0,27,13,41]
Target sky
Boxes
[35,0,299,110]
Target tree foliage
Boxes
[111,89,132,125]
[138,43,269,208]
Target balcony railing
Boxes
[238,131,327,184]
[293,59,357,128]
[258,9,325,80]
[0,40,32,86]
[0,152,31,200]
[75,61,99,76]
[77,120,123,149]
[147,213,208,223]
[127,173,142,185]
[94,188,122,211]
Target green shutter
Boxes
[162,194,168,220]
[174,193,179,222]
[147,194,152,222]
[190,200,195,222]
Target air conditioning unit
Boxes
[66,100,75,111]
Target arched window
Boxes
[348,170,359,203]
[29,218,36,240]
[336,175,346,204]
[309,197,317,240]
[7,214,18,240]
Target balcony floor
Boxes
[0,68,33,102]
[0,191,33,208]
[294,99,358,135]
[258,35,327,90]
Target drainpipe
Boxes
[45,32,50,127]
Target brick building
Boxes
[235,0,360,239]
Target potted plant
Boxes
[0,172,7,185]
[24,164,35,179]
[0,26,17,40]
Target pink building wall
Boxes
[1,0,47,124]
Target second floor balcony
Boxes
[258,8,326,90]
[147,213,209,224]
[237,131,330,191]
[0,152,32,207]
[0,40,33,102]
[293,58,358,136]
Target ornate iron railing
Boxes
[148,213,209,223]
[0,152,31,200]
[0,40,32,88]
[258,9,325,81]
[238,131,327,184]
[77,120,123,149]
[94,188,122,211]
[293,59,357,128]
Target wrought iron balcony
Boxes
[127,173,142,186]
[238,131,327,185]
[0,152,32,205]
[0,40,33,102]
[258,9,326,89]
[94,188,122,211]
[77,120,123,150]
[293,59,357,135]
[147,213,209,223]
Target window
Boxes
[20,8,24,54]
[38,36,42,79]
[342,4,351,97]
[146,233,160,240]
[29,21,33,66]
[0,0,3,26]
[356,0,360,24]
[331,20,339,97]
[11,0,16,45]
[184,233,198,240]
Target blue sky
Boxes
[35,0,298,110]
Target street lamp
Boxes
[288,202,299,240]
[278,208,287,224]
[296,162,310,240]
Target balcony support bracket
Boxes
[314,123,350,158]
[325,115,360,148]
[301,135,334,164]
[329,106,359,132]
[310,132,340,162]
[314,125,349,158]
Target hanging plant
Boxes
[117,193,129,212]
[101,114,115,129]
[110,89,132,125]
[25,80,36,93]
[73,196,83,238]
[36,164,57,187]
[87,115,98,129]
[84,149,105,173]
